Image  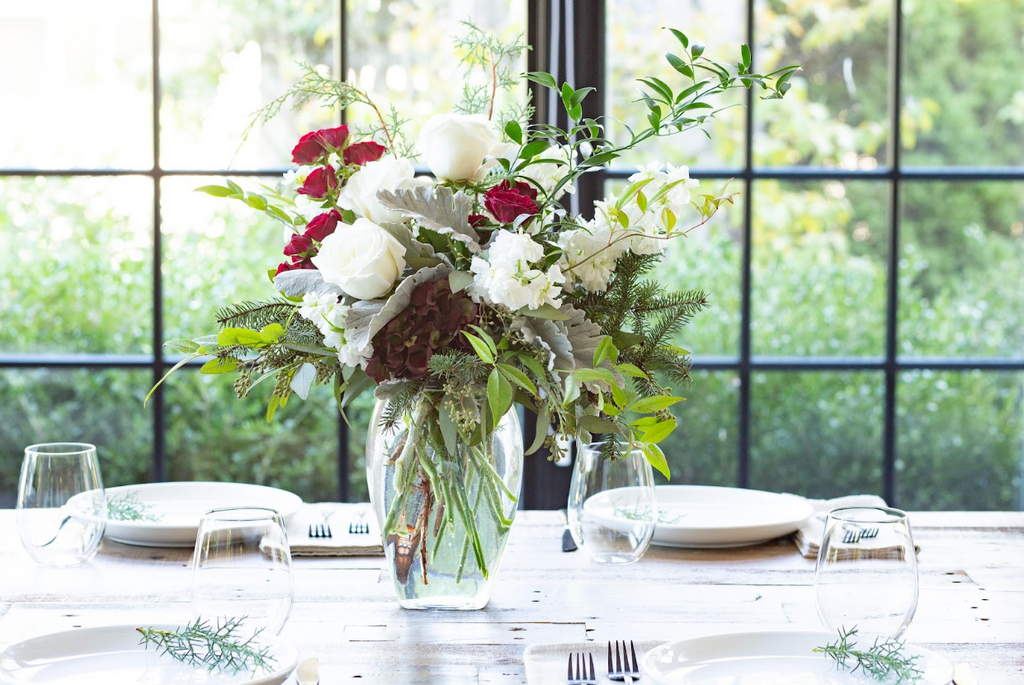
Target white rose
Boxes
[417,113,505,182]
[312,218,407,300]
[338,157,427,224]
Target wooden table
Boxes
[0,510,1021,683]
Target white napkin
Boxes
[524,641,663,685]
[287,503,384,557]
[793,494,897,559]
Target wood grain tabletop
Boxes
[0,510,1020,683]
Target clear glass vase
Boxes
[366,393,523,610]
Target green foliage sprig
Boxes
[814,627,922,684]
[137,617,277,676]
[107,493,160,522]
[453,20,531,122]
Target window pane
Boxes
[345,0,527,147]
[751,371,884,498]
[161,176,286,342]
[897,371,1023,510]
[753,0,890,168]
[159,0,337,170]
[657,371,738,486]
[345,391,376,502]
[606,0,746,169]
[752,180,888,356]
[902,0,1024,166]
[165,372,339,501]
[607,179,743,357]
[0,177,153,354]
[899,181,1024,358]
[0,369,153,506]
[0,2,153,169]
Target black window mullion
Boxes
[337,0,350,501]
[151,0,166,482]
[882,0,905,505]
[737,0,756,489]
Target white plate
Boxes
[73,482,303,548]
[641,630,953,685]
[0,624,298,684]
[651,485,814,548]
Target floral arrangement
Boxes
[151,24,794,595]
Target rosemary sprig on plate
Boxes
[108,492,161,522]
[137,617,276,675]
[814,626,922,684]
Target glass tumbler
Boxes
[17,443,106,567]
[815,506,919,639]
[568,442,657,564]
[191,507,294,638]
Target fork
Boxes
[567,652,596,685]
[308,522,332,539]
[608,640,641,682]
[348,519,370,534]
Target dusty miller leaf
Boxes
[272,270,343,298]
[378,221,449,264]
[374,379,410,401]
[563,306,608,372]
[513,316,573,372]
[376,186,481,252]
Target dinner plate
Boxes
[71,482,303,548]
[641,630,953,685]
[0,625,299,684]
[650,485,814,548]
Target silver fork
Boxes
[567,652,596,685]
[608,640,641,682]
[308,522,332,539]
[348,518,370,535]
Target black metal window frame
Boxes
[3,0,1023,505]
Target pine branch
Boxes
[215,300,296,330]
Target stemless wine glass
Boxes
[191,507,294,637]
[815,506,919,639]
[568,441,657,564]
[17,443,106,567]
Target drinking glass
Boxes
[17,443,106,567]
[191,507,294,637]
[815,506,919,639]
[568,442,657,564]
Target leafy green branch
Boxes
[137,617,276,675]
[453,20,531,120]
[814,627,922,684]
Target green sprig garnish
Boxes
[107,493,161,522]
[814,626,922,684]
[137,617,276,675]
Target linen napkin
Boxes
[287,502,384,557]
[792,494,917,559]
[524,641,663,685]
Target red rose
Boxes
[343,141,386,166]
[291,132,324,165]
[317,125,349,151]
[468,213,489,228]
[275,257,317,276]
[283,234,314,257]
[303,209,341,242]
[484,180,539,224]
[297,165,338,199]
[291,126,350,165]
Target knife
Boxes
[953,662,978,685]
[296,657,319,685]
[560,508,577,552]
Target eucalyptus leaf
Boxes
[448,270,475,293]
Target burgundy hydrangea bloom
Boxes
[297,165,338,199]
[365,279,478,383]
[343,141,386,166]
[303,209,342,242]
[484,180,539,224]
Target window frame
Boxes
[2,0,1023,507]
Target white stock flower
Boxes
[296,292,372,368]
[519,144,575,198]
[629,162,699,216]
[417,114,506,182]
[469,231,564,311]
[558,218,627,293]
[312,218,407,300]
[338,157,428,224]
